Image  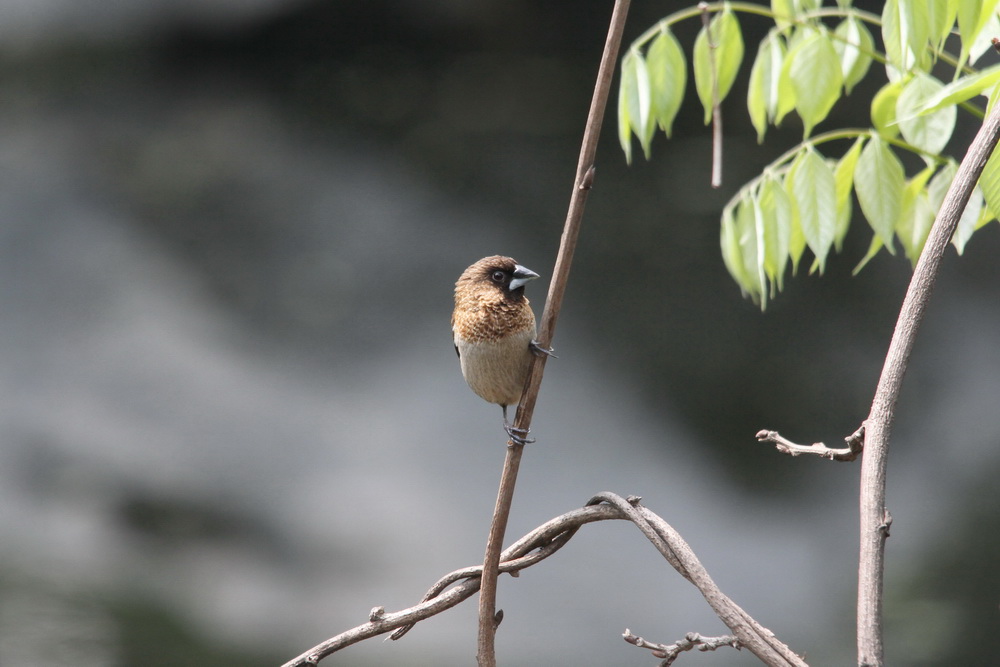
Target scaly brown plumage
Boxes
[452,256,548,443]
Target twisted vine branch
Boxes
[280,493,805,667]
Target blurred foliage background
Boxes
[1,0,998,665]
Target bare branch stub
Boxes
[756,425,864,462]
[624,629,741,665]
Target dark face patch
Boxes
[483,260,519,294]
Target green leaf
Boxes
[957,0,991,68]
[785,28,843,137]
[628,49,653,159]
[881,0,930,72]
[774,36,798,126]
[974,203,997,230]
[751,195,769,307]
[969,11,1000,64]
[952,186,985,254]
[896,165,936,265]
[617,51,638,164]
[618,49,654,162]
[646,27,687,138]
[927,0,959,50]
[721,204,750,295]
[978,141,1000,219]
[882,1,908,68]
[987,81,1000,117]
[928,0,959,49]
[853,235,885,274]
[787,147,837,271]
[694,7,745,124]
[787,208,807,274]
[759,173,792,290]
[834,15,874,95]
[834,136,866,250]
[976,204,997,228]
[747,30,786,143]
[926,160,958,215]
[871,80,904,138]
[908,63,1000,117]
[896,73,956,154]
[771,0,796,32]
[736,195,765,302]
[909,195,936,265]
[854,136,905,249]
[926,160,958,249]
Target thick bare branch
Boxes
[743,90,1000,666]
[857,94,1000,667]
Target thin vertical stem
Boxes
[476,1,633,665]
[699,2,723,188]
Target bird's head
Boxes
[455,256,540,306]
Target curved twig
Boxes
[590,493,806,666]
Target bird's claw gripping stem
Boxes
[504,423,535,445]
[529,340,557,359]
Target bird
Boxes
[452,256,553,444]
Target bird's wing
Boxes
[454,343,460,358]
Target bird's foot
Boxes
[529,340,557,359]
[504,423,536,445]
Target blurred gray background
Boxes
[1,0,998,665]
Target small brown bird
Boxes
[452,256,552,443]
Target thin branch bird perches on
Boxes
[476,0,633,664]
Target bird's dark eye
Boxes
[491,270,507,283]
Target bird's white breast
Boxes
[455,328,534,407]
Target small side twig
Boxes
[699,2,723,188]
[624,629,741,665]
[756,424,864,461]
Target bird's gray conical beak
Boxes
[509,264,540,291]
